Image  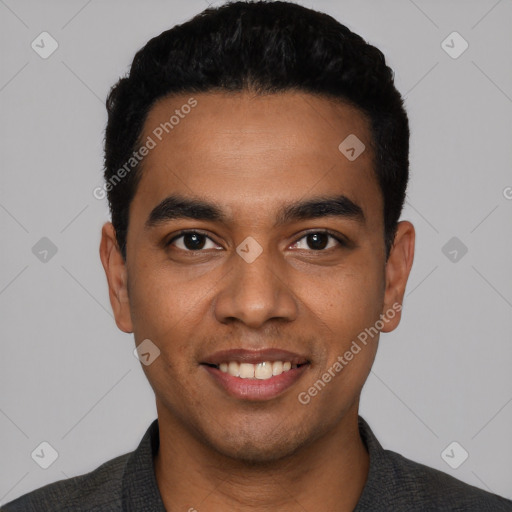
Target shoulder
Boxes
[379,448,512,511]
[356,415,512,511]
[1,452,131,512]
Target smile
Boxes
[214,360,303,380]
[200,363,310,401]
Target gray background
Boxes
[1,0,511,505]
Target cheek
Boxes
[135,254,216,310]
[128,266,191,342]
[316,266,383,331]
[307,270,383,385]
[128,265,211,377]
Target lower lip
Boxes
[201,364,309,401]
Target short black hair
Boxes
[103,0,409,261]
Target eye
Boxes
[290,230,346,251]
[166,230,221,252]
[166,229,347,253]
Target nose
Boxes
[213,241,298,329]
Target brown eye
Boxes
[167,231,220,251]
[290,231,346,251]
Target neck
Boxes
[154,403,370,512]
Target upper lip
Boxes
[201,348,310,366]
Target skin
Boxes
[100,90,415,511]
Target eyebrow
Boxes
[144,193,365,230]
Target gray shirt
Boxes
[3,416,511,511]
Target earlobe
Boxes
[380,221,415,333]
[99,222,134,333]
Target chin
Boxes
[217,439,301,465]
[204,424,312,465]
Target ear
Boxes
[99,222,133,333]
[380,220,415,333]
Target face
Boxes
[100,91,414,462]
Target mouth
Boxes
[200,349,310,401]
[202,360,309,380]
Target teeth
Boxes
[239,363,255,378]
[272,361,283,375]
[228,361,240,377]
[255,361,273,379]
[219,361,298,380]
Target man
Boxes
[3,1,511,510]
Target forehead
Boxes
[130,91,382,230]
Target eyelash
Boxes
[165,229,347,253]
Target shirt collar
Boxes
[354,415,394,509]
[122,418,166,511]
[121,415,387,511]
